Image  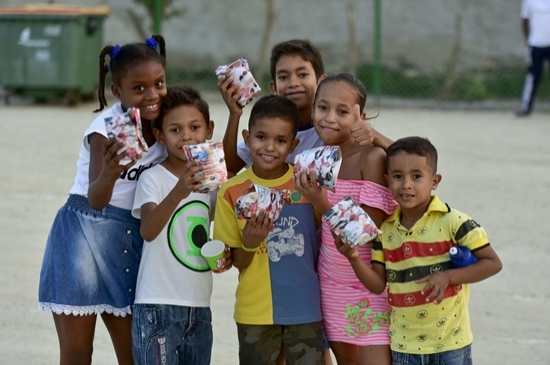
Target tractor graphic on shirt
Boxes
[266,224,305,262]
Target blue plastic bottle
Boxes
[449,246,478,268]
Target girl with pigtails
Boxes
[38,35,168,365]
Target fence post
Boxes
[373,0,382,103]
[153,0,162,34]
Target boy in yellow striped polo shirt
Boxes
[336,136,503,365]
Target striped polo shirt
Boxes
[372,195,490,354]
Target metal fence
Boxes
[2,0,549,110]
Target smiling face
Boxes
[312,80,364,146]
[155,105,213,163]
[111,59,167,121]
[270,54,319,113]
[386,151,441,218]
[243,117,299,180]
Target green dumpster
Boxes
[0,4,109,104]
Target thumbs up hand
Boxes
[349,104,374,146]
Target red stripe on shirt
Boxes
[383,240,453,263]
[388,284,462,307]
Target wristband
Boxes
[241,243,260,253]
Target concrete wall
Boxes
[0,0,526,74]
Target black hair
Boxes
[270,39,325,82]
[94,34,167,113]
[386,136,439,173]
[248,95,299,138]
[315,72,370,114]
[154,85,210,130]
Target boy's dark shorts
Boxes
[237,321,325,365]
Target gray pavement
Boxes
[0,98,548,364]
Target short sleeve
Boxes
[132,171,161,219]
[213,187,243,249]
[371,238,385,264]
[452,214,490,252]
[520,0,529,18]
[358,181,398,215]
[237,141,253,168]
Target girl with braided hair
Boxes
[38,35,168,365]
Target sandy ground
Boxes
[0,97,549,364]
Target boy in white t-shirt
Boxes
[131,85,232,365]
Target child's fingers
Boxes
[120,159,137,171]
[103,138,119,155]
[217,72,232,89]
[352,104,362,123]
[424,287,443,304]
[106,140,124,159]
[221,248,233,271]
[300,170,312,186]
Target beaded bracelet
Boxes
[241,243,260,253]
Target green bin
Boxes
[0,4,109,104]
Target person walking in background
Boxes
[517,0,550,117]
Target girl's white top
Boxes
[68,103,167,210]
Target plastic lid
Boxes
[0,4,110,16]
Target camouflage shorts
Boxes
[236,321,325,365]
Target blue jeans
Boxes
[132,304,212,365]
[392,344,473,365]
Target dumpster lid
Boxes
[0,4,109,16]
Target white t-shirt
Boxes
[132,164,215,307]
[237,124,324,167]
[521,0,550,47]
[68,103,167,210]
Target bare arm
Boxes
[336,236,387,293]
[360,146,389,227]
[88,134,136,210]
[521,18,529,43]
[218,74,246,175]
[371,128,394,152]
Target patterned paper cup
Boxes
[200,240,226,273]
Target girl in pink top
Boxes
[294,73,397,365]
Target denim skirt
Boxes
[38,194,143,317]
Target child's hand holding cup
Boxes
[201,240,231,273]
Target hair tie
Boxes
[105,64,110,73]
[110,44,121,59]
[145,37,158,50]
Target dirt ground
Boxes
[0,97,548,364]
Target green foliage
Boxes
[133,0,186,23]
[358,62,550,101]
[166,62,550,101]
